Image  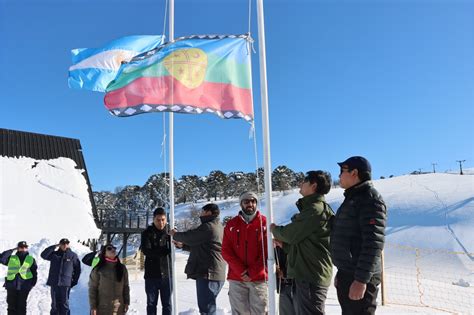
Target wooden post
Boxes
[381,250,386,306]
[122,233,128,260]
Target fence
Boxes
[121,250,145,282]
[383,243,473,314]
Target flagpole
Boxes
[168,0,179,314]
[256,0,277,314]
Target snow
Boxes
[0,157,101,245]
[0,155,473,314]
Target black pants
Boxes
[145,277,172,315]
[279,282,296,315]
[6,289,30,315]
[294,279,328,315]
[335,271,381,315]
[50,286,71,315]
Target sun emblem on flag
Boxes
[163,48,208,89]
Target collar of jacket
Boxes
[296,193,326,211]
[344,180,372,198]
[239,210,260,224]
[200,214,219,224]
[150,224,166,233]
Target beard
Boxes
[242,206,256,215]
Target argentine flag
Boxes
[68,35,165,92]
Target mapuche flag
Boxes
[104,34,254,121]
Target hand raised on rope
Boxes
[168,229,177,236]
[172,240,183,248]
[273,239,283,248]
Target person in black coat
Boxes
[41,238,81,315]
[140,207,172,315]
[169,203,226,315]
[331,156,387,315]
[0,241,38,315]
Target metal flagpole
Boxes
[256,0,277,313]
[168,0,178,313]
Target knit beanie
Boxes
[239,191,258,204]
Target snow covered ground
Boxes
[0,156,473,314]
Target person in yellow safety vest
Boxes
[82,249,101,268]
[0,241,38,315]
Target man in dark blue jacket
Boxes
[41,238,81,315]
[0,241,38,315]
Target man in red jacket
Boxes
[222,191,268,314]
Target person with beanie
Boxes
[222,191,268,314]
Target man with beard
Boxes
[222,191,268,314]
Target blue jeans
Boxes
[196,278,224,315]
[145,278,172,315]
[50,286,70,315]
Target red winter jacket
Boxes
[222,211,268,282]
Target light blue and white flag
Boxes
[68,35,165,92]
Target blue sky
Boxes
[1,0,473,192]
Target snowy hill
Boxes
[0,169,472,314]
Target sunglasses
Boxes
[105,246,116,251]
[340,167,352,175]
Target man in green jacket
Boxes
[271,170,334,315]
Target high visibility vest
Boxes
[7,255,34,281]
[91,257,100,268]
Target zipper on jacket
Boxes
[237,230,240,247]
[245,240,248,265]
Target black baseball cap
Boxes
[338,156,372,173]
[59,238,70,245]
[17,241,28,248]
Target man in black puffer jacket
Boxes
[169,203,226,315]
[331,156,387,315]
[141,207,172,315]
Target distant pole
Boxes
[418,168,422,174]
[456,160,466,175]
[431,163,437,173]
[256,0,277,314]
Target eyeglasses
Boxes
[339,167,352,175]
[105,246,116,251]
